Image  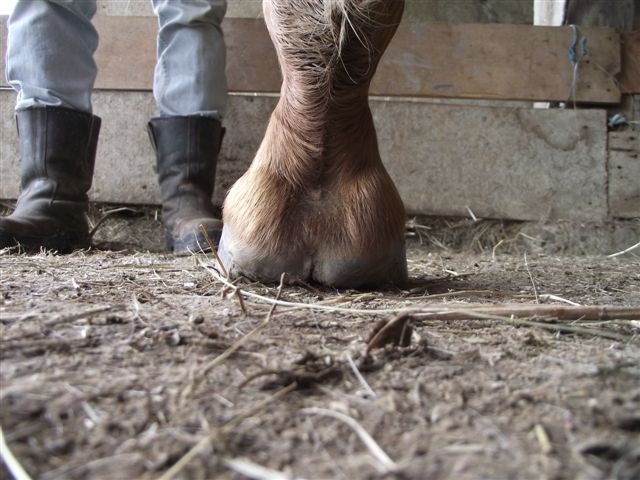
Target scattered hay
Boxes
[1,229,639,479]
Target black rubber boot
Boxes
[147,116,224,253]
[0,107,101,253]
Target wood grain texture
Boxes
[371,22,621,103]
[0,16,624,103]
[92,16,157,91]
[620,32,640,93]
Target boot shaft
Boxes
[0,107,101,252]
[147,115,224,248]
[147,115,224,204]
[16,107,101,200]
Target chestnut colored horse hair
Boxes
[223,0,406,272]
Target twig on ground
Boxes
[199,224,228,278]
[466,206,478,222]
[491,239,504,261]
[534,424,553,454]
[0,427,32,480]
[222,457,296,480]
[501,317,629,341]
[491,232,542,259]
[234,288,248,316]
[406,305,640,322]
[539,294,581,306]
[199,224,251,315]
[345,353,376,398]
[607,241,640,258]
[524,252,539,304]
[367,306,639,348]
[300,407,397,474]
[405,290,534,301]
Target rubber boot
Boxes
[147,116,224,253]
[0,107,101,253]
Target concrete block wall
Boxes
[609,132,640,218]
[3,90,634,222]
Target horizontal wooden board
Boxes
[1,90,610,221]
[0,16,623,103]
[374,22,620,103]
[91,16,157,91]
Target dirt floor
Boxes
[1,213,639,480]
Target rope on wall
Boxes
[567,24,588,108]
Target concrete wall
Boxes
[2,90,629,222]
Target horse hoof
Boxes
[217,225,310,283]
[218,225,407,289]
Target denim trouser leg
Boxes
[6,0,98,113]
[151,0,228,120]
[6,0,228,118]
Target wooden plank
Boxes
[0,16,623,103]
[609,131,640,218]
[373,22,620,103]
[92,17,282,92]
[222,18,282,94]
[92,17,156,91]
[620,32,640,94]
[1,90,609,222]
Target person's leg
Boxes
[6,0,99,112]
[147,0,228,253]
[151,0,227,119]
[0,0,101,252]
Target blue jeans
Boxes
[6,0,228,119]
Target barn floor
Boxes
[1,213,639,480]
